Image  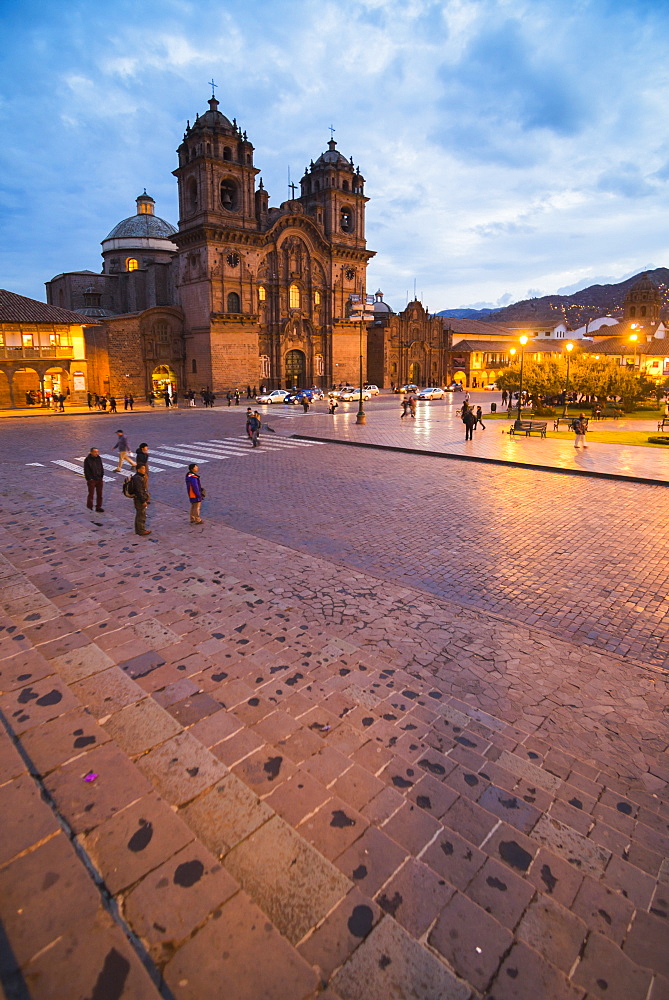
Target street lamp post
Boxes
[629,332,638,370]
[562,342,574,417]
[514,335,529,428]
[348,292,375,425]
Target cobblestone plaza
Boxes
[0,398,667,1000]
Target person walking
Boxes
[248,411,262,447]
[252,386,257,397]
[124,395,129,411]
[163,389,171,408]
[328,398,338,415]
[245,407,254,441]
[128,394,134,410]
[463,406,477,441]
[501,389,508,406]
[572,413,588,449]
[148,390,155,407]
[186,464,204,523]
[83,448,105,512]
[109,396,117,413]
[131,464,151,535]
[113,430,136,472]
[475,405,486,429]
[234,389,240,406]
[226,391,233,407]
[409,396,416,418]
[87,392,93,410]
[301,395,310,413]
[136,442,150,475]
[246,385,252,399]
[401,396,410,419]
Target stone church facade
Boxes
[47,95,376,398]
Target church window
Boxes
[154,321,169,342]
[126,257,138,272]
[220,179,238,211]
[258,285,266,302]
[343,180,349,191]
[188,178,198,213]
[641,306,647,316]
[630,306,636,317]
[289,284,300,309]
[207,143,211,154]
[223,146,232,161]
[340,207,354,233]
[260,355,271,378]
[192,359,197,373]
[315,180,320,191]
[391,362,397,376]
[246,154,252,164]
[227,292,241,313]
[314,290,321,306]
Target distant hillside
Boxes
[437,308,494,319]
[441,268,669,328]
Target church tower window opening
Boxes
[314,290,321,306]
[340,207,354,233]
[223,146,232,161]
[289,284,301,309]
[220,179,238,211]
[227,292,241,313]
[126,257,138,272]
[187,178,198,213]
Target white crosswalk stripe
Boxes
[52,460,115,482]
[47,435,322,482]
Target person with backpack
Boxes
[186,463,204,524]
[572,413,588,449]
[463,406,477,441]
[83,448,104,512]
[126,464,151,535]
[248,411,262,447]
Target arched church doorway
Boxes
[408,362,421,385]
[152,365,177,396]
[284,349,306,389]
[0,372,11,407]
[14,368,41,405]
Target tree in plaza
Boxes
[496,356,566,401]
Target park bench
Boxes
[553,416,589,431]
[658,418,669,432]
[509,420,547,438]
[600,408,621,419]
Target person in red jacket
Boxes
[185,463,204,524]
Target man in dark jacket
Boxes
[463,407,477,441]
[131,465,151,536]
[83,448,104,511]
[185,463,204,524]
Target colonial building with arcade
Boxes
[47,94,376,398]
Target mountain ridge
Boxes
[438,267,669,327]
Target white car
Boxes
[417,387,445,400]
[365,385,380,395]
[256,389,289,404]
[338,387,372,401]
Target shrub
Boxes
[532,406,556,417]
[647,436,669,445]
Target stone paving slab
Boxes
[0,470,667,999]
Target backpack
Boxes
[122,476,136,498]
[571,418,581,433]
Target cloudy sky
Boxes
[2,0,669,312]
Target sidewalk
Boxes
[290,407,669,485]
[0,469,667,999]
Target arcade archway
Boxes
[408,362,421,385]
[14,368,41,405]
[284,349,306,389]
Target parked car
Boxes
[338,387,372,401]
[483,382,499,391]
[365,384,380,395]
[417,387,445,400]
[329,386,355,398]
[444,383,464,392]
[309,388,325,400]
[256,389,290,404]
[394,384,419,394]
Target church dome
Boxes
[104,211,176,241]
[187,96,235,134]
[315,139,352,168]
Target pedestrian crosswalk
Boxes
[46,435,319,479]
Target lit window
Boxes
[22,334,34,348]
[314,290,321,306]
[126,258,138,272]
[258,286,266,302]
[289,284,300,309]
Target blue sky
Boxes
[1,0,669,312]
